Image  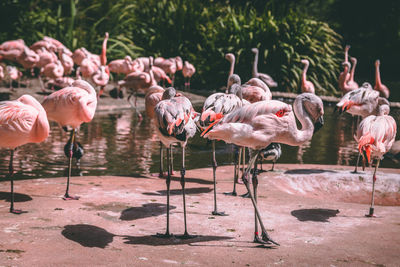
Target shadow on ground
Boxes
[291,208,340,222]
[0,192,32,202]
[123,234,233,246]
[142,187,212,196]
[120,203,176,221]
[284,169,338,175]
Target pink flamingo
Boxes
[338,61,353,95]
[57,48,74,75]
[40,60,64,90]
[202,93,324,246]
[356,101,396,217]
[16,47,39,71]
[242,78,272,103]
[152,66,172,85]
[43,36,73,56]
[154,57,177,85]
[42,80,97,200]
[0,65,4,81]
[251,48,277,88]
[118,56,157,119]
[347,57,359,90]
[92,33,110,97]
[72,47,101,67]
[0,39,26,61]
[182,61,196,91]
[374,60,389,99]
[153,87,197,238]
[6,66,22,90]
[108,56,136,75]
[30,39,56,53]
[300,59,315,94]
[35,47,58,69]
[199,74,243,215]
[0,95,49,213]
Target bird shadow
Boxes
[122,234,233,246]
[284,169,337,175]
[0,192,32,202]
[171,176,213,185]
[142,187,212,196]
[62,224,115,248]
[120,203,176,221]
[291,208,340,222]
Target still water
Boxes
[0,101,399,180]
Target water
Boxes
[0,102,399,180]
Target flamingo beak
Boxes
[313,116,324,133]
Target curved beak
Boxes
[313,116,324,133]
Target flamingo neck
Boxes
[301,63,308,87]
[252,50,259,77]
[291,98,314,145]
[375,63,382,88]
[350,60,356,81]
[101,33,109,66]
[226,57,235,93]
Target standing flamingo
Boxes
[338,62,357,94]
[251,48,277,88]
[92,33,110,97]
[300,59,315,94]
[356,102,396,217]
[374,60,389,99]
[42,80,97,200]
[0,95,49,213]
[153,87,197,238]
[202,93,324,245]
[199,74,243,215]
[182,61,196,91]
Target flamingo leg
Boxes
[8,149,25,214]
[211,140,227,216]
[157,145,172,237]
[180,146,196,239]
[252,155,263,243]
[159,142,164,178]
[352,152,361,173]
[366,159,380,217]
[271,161,275,172]
[241,147,251,198]
[63,129,79,200]
[224,145,240,196]
[242,150,279,246]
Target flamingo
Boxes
[374,60,389,99]
[152,66,172,85]
[199,74,243,215]
[5,66,22,90]
[225,53,235,92]
[118,56,157,119]
[242,78,272,103]
[356,101,396,217]
[154,57,177,86]
[251,48,277,88]
[91,33,110,97]
[300,59,315,94]
[339,62,358,94]
[0,39,25,61]
[347,57,359,90]
[0,95,50,213]
[202,93,324,245]
[57,48,74,75]
[30,39,57,53]
[42,80,97,200]
[43,36,73,56]
[153,87,197,238]
[182,61,196,91]
[0,65,4,81]
[108,56,136,75]
[16,47,39,71]
[258,143,282,172]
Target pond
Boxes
[0,101,399,180]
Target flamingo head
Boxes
[251,47,258,54]
[299,93,325,133]
[375,59,380,67]
[350,57,357,64]
[225,53,235,62]
[345,45,350,52]
[301,59,309,66]
[227,74,241,89]
[162,87,177,100]
[342,61,351,70]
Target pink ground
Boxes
[0,164,399,266]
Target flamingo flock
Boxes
[0,39,398,247]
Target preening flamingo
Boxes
[202,93,324,245]
[182,61,196,91]
[300,59,315,94]
[251,48,277,88]
[356,101,396,217]
[374,60,389,99]
[153,87,197,237]
[42,80,97,200]
[0,95,49,213]
[199,74,243,215]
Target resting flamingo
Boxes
[108,56,136,75]
[202,93,324,246]
[0,95,49,213]
[0,39,25,61]
[374,60,389,99]
[153,87,197,238]
[356,101,396,217]
[182,61,196,91]
[199,74,243,215]
[42,80,97,200]
[251,48,277,88]
[300,59,315,94]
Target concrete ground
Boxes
[0,164,399,266]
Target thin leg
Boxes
[135,92,142,120]
[211,140,227,216]
[241,147,251,198]
[8,149,25,214]
[366,159,380,217]
[157,145,172,237]
[180,146,196,238]
[271,161,275,172]
[159,142,164,177]
[352,152,361,173]
[63,129,79,200]
[170,146,174,175]
[242,150,279,246]
[225,146,241,196]
[252,156,263,243]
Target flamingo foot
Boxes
[10,208,27,214]
[177,232,197,239]
[259,231,280,246]
[63,194,80,200]
[365,208,376,218]
[241,192,250,198]
[155,232,174,238]
[223,191,237,196]
[212,210,228,216]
